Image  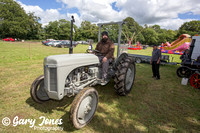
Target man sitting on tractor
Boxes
[95,31,115,85]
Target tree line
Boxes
[1,0,200,45]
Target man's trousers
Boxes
[152,61,160,79]
[98,56,112,79]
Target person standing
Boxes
[150,44,161,80]
[88,41,93,53]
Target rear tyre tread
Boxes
[114,57,135,96]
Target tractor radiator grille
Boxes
[50,68,57,92]
[44,66,47,90]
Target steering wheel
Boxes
[93,50,100,53]
[86,49,103,56]
[86,49,100,53]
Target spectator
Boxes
[88,42,93,53]
[150,44,161,80]
[180,49,190,62]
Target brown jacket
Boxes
[95,39,115,59]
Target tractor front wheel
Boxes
[70,87,98,129]
[30,75,50,103]
[114,57,136,96]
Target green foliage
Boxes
[178,20,200,36]
[26,13,42,40]
[0,0,42,39]
[0,0,199,46]
[165,30,177,43]
[44,19,72,40]
[142,27,159,45]
[102,24,119,43]
[151,25,161,33]
[150,25,177,44]
[0,0,28,38]
[122,17,144,43]
[77,21,98,41]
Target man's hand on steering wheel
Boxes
[86,49,100,53]
[93,50,100,53]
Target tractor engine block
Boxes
[64,66,99,96]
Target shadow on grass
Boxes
[86,72,200,132]
[25,71,200,132]
[59,111,77,132]
[26,96,74,113]
[26,95,79,132]
[85,82,147,132]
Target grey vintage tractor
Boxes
[30,21,136,129]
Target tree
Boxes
[122,17,144,44]
[26,13,42,40]
[142,28,159,45]
[165,30,177,43]
[150,25,177,44]
[151,25,162,33]
[78,21,98,41]
[44,21,59,39]
[0,0,180,43]
[102,24,119,43]
[44,19,73,40]
[58,19,71,40]
[0,0,28,38]
[178,20,200,36]
[0,0,42,39]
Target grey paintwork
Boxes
[42,21,129,100]
[43,54,99,100]
[44,54,99,67]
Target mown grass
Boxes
[0,41,200,133]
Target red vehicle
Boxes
[3,37,15,41]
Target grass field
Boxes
[0,41,200,133]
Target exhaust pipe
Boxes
[69,16,75,54]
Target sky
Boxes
[16,0,200,30]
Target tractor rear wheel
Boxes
[70,87,98,129]
[114,57,136,96]
[190,73,200,89]
[30,75,50,103]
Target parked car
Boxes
[42,40,50,45]
[46,39,54,41]
[43,40,61,47]
[42,39,55,45]
[82,41,89,44]
[45,41,53,46]
[3,37,15,41]
[51,41,62,47]
[77,41,82,44]
[77,40,89,44]
[57,41,78,48]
